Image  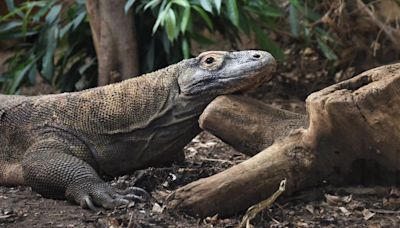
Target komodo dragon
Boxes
[0,50,276,209]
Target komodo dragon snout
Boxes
[0,50,276,210]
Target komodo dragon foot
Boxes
[65,182,150,210]
[21,139,150,210]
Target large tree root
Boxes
[167,63,400,217]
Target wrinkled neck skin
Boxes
[97,64,216,174]
[123,63,216,125]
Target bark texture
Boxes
[167,63,400,217]
[199,95,308,156]
[86,0,139,85]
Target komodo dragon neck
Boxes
[75,62,213,133]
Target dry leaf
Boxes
[296,221,309,227]
[305,204,315,214]
[204,214,219,225]
[152,203,164,213]
[324,194,352,205]
[339,206,351,216]
[362,209,376,220]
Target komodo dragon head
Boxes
[178,50,276,96]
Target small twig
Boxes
[127,212,135,228]
[369,208,400,214]
[267,214,281,224]
[238,179,287,228]
[200,157,235,165]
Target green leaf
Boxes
[171,0,190,8]
[22,6,34,36]
[10,60,35,94]
[152,10,167,34]
[72,11,86,29]
[214,0,222,14]
[0,30,37,40]
[317,37,337,61]
[60,22,73,38]
[226,0,239,26]
[124,0,136,14]
[290,0,320,21]
[199,0,212,13]
[5,0,15,11]
[288,0,300,7]
[32,1,54,22]
[45,4,61,24]
[41,26,58,79]
[244,5,282,18]
[180,7,190,32]
[181,37,190,59]
[0,21,22,33]
[78,58,95,75]
[289,4,299,37]
[144,0,162,10]
[165,9,177,41]
[192,5,213,29]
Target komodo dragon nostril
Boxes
[253,53,261,59]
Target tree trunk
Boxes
[167,63,400,217]
[86,0,139,86]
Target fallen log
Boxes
[198,95,308,156]
[167,63,400,217]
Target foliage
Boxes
[0,0,96,94]
[133,0,285,73]
[287,0,339,61]
[2,0,395,94]
[0,0,287,93]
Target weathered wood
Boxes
[199,95,308,156]
[167,63,400,217]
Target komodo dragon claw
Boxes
[71,183,151,210]
[117,187,151,201]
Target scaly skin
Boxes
[0,50,276,209]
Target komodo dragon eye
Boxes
[199,54,224,70]
[205,57,214,64]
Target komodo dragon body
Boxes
[0,50,276,209]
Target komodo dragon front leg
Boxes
[21,138,149,209]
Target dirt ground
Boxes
[1,96,399,227]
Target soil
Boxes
[1,96,399,227]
